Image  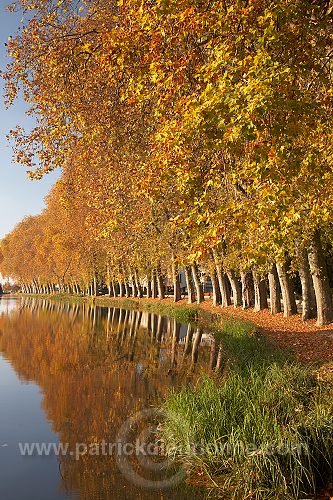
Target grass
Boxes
[161,318,333,499]
[210,317,294,370]
[139,301,200,324]
[17,293,91,303]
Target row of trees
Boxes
[1,0,333,324]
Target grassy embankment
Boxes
[161,317,333,500]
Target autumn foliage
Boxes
[1,0,333,324]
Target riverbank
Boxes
[157,310,333,500]
[15,293,333,499]
[16,293,333,364]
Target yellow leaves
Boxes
[82,42,92,53]
[249,222,258,231]
[268,148,277,163]
[177,6,195,23]
[3,0,333,283]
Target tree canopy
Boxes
[1,0,333,324]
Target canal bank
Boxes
[15,293,333,364]
[10,294,333,499]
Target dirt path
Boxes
[197,301,333,364]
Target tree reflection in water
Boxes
[0,298,212,500]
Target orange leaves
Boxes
[2,0,333,284]
[267,147,277,163]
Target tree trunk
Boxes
[124,280,131,297]
[131,270,138,297]
[93,275,98,296]
[252,268,268,311]
[191,262,204,304]
[132,280,138,297]
[146,280,152,298]
[276,263,297,317]
[171,255,181,303]
[212,250,231,307]
[216,267,231,308]
[308,230,333,325]
[118,281,125,298]
[157,265,165,300]
[134,270,143,298]
[268,264,282,314]
[211,269,222,306]
[151,269,158,299]
[226,269,242,307]
[240,269,255,309]
[184,266,195,304]
[298,250,317,321]
[106,263,112,297]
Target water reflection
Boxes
[0,297,212,500]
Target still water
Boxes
[0,296,213,500]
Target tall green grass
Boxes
[161,318,333,499]
[142,301,200,324]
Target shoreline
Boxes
[12,293,333,499]
[13,293,333,365]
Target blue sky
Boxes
[0,0,60,239]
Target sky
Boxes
[0,0,60,239]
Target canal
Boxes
[0,296,212,500]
